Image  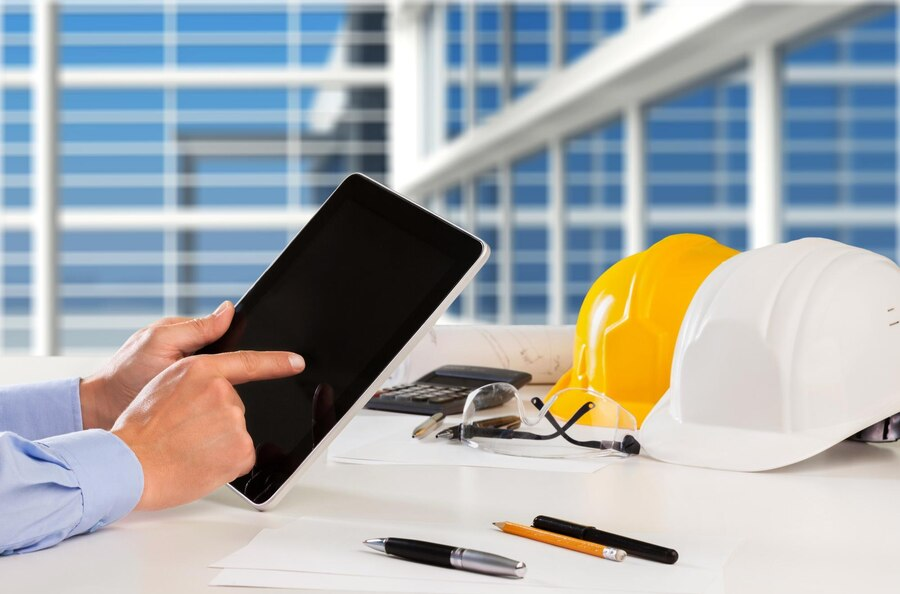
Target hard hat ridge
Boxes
[548,233,739,427]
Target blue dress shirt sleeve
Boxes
[0,378,83,439]
[0,379,144,555]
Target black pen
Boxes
[532,516,678,564]
[363,537,526,578]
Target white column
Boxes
[551,2,564,70]
[498,163,513,324]
[464,2,476,130]
[500,3,512,106]
[548,139,565,325]
[624,105,646,255]
[31,1,59,355]
[625,0,642,28]
[389,0,426,189]
[750,44,782,248]
[462,179,477,321]
[162,1,177,317]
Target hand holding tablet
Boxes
[197,174,489,509]
[113,347,306,511]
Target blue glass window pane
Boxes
[4,13,30,33]
[566,7,592,32]
[61,12,164,32]
[850,86,896,107]
[784,86,840,108]
[665,87,715,108]
[177,45,287,65]
[476,6,499,30]
[649,153,716,172]
[177,12,287,32]
[513,83,533,99]
[61,124,164,142]
[649,184,716,206]
[786,227,840,241]
[785,121,839,140]
[848,228,896,255]
[787,153,840,171]
[300,44,333,65]
[299,12,344,32]
[513,8,548,31]
[515,228,548,250]
[784,39,839,64]
[62,46,164,65]
[445,186,463,208]
[447,5,464,32]
[61,156,165,175]
[602,6,624,31]
[477,43,499,65]
[177,89,287,109]
[784,184,840,206]
[5,46,30,65]
[447,42,464,67]
[566,42,592,62]
[62,89,164,110]
[4,89,29,109]
[849,183,896,205]
[849,41,897,64]
[514,43,549,65]
[447,85,463,109]
[850,151,896,171]
[850,120,897,140]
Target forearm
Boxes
[0,430,143,555]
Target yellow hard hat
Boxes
[549,234,738,427]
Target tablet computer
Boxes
[199,173,488,510]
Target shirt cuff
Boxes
[0,378,82,440]
[39,429,144,536]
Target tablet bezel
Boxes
[215,173,489,510]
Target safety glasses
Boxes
[460,383,640,459]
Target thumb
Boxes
[162,301,235,355]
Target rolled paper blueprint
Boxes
[386,325,575,387]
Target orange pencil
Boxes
[493,521,626,562]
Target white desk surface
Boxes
[5,402,900,594]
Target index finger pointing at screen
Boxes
[199,350,306,385]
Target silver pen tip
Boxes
[363,538,386,553]
[514,561,527,578]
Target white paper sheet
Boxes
[211,517,736,594]
[210,568,689,594]
[327,411,619,473]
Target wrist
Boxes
[111,426,155,511]
[79,375,111,430]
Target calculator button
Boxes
[428,395,458,404]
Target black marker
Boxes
[363,538,526,578]
[532,516,679,565]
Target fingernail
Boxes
[213,301,230,316]
[289,354,305,372]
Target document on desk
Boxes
[327,411,619,473]
[210,517,736,593]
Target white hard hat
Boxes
[640,238,900,471]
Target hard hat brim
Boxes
[640,391,894,472]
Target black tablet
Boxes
[199,174,488,509]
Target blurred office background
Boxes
[0,0,896,355]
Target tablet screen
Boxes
[199,174,485,505]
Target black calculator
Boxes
[365,364,533,416]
